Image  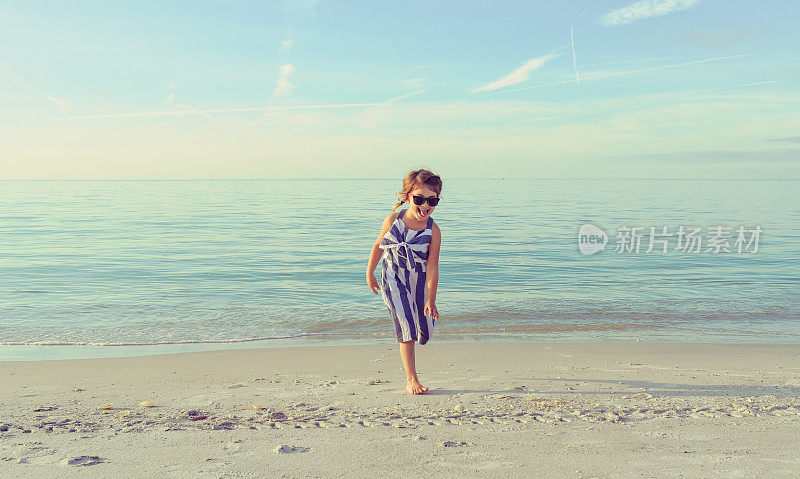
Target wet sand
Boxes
[1,341,799,477]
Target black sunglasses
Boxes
[411,195,440,207]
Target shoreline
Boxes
[2,341,799,476]
[4,334,800,363]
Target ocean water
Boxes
[1,179,798,361]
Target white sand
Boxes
[1,341,799,478]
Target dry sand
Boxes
[1,341,799,478]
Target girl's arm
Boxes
[425,223,441,306]
[366,213,397,291]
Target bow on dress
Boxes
[379,229,429,273]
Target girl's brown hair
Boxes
[391,168,443,212]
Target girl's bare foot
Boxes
[406,379,428,395]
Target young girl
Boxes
[366,169,442,395]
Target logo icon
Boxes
[578,223,607,255]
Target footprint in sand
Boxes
[274,445,310,454]
[222,440,243,453]
[365,379,390,385]
[2,444,59,465]
[32,406,58,412]
[62,455,107,467]
[440,441,474,448]
[183,410,209,421]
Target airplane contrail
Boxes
[498,53,753,93]
[570,25,579,83]
[571,9,589,84]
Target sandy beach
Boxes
[1,341,799,478]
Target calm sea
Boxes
[1,179,798,360]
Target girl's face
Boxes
[407,185,439,222]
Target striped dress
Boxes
[379,208,435,344]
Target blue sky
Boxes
[2,0,799,179]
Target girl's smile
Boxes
[406,186,439,225]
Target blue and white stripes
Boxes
[379,209,435,345]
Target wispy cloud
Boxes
[274,63,297,96]
[473,54,558,93]
[383,89,426,105]
[0,69,14,81]
[45,96,76,112]
[29,103,383,123]
[405,78,427,90]
[281,0,320,18]
[768,136,800,143]
[164,93,213,120]
[498,54,751,93]
[680,80,778,95]
[600,0,701,26]
[357,81,427,128]
[389,79,428,103]
[280,39,294,52]
[282,0,319,10]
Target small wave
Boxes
[304,318,385,333]
[0,332,346,347]
[436,322,663,335]
[0,322,667,347]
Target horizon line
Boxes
[1,178,798,181]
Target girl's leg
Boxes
[400,340,428,394]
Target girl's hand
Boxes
[424,301,439,320]
[367,274,380,295]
